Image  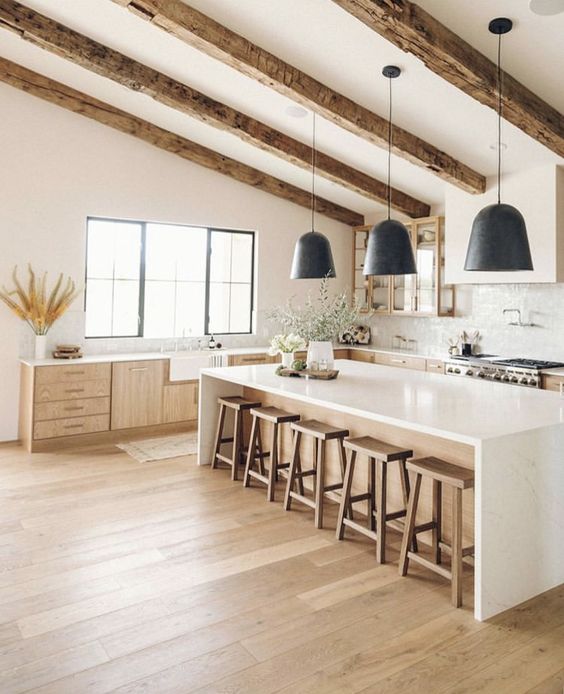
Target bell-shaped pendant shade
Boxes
[363,219,416,276]
[464,203,533,271]
[290,230,336,279]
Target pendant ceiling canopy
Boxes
[464,18,533,272]
[363,66,416,277]
[290,112,336,279]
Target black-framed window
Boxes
[85,217,255,338]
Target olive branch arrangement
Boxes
[0,265,81,335]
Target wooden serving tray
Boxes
[277,367,339,380]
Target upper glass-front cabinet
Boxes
[352,217,455,317]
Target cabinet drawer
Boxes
[36,363,111,385]
[426,359,445,374]
[334,349,350,360]
[349,350,374,363]
[386,354,426,371]
[542,375,564,392]
[162,383,198,423]
[35,397,110,422]
[35,379,111,403]
[33,414,110,440]
[229,354,271,366]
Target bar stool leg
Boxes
[432,479,442,564]
[368,458,376,532]
[211,403,226,468]
[336,450,356,540]
[231,410,241,481]
[399,459,418,553]
[267,423,278,502]
[451,486,463,608]
[284,431,302,511]
[375,459,387,564]
[314,440,326,529]
[399,472,422,576]
[337,439,353,520]
[243,416,259,488]
[255,422,266,475]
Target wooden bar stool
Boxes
[243,406,300,501]
[399,457,475,608]
[211,396,262,481]
[336,436,414,564]
[283,419,349,529]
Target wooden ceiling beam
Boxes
[109,0,484,195]
[331,0,564,159]
[0,0,428,219]
[0,57,364,226]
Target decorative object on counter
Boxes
[447,337,460,356]
[339,324,371,345]
[268,276,359,369]
[363,67,417,277]
[290,112,336,279]
[459,330,481,356]
[208,334,216,349]
[268,333,307,368]
[276,365,339,380]
[53,344,83,359]
[464,18,533,272]
[0,265,81,360]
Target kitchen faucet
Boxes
[502,308,536,327]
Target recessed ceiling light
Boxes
[285,105,308,118]
[529,0,564,15]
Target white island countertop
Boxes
[201,359,564,445]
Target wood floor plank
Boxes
[526,667,564,694]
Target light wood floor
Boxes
[0,442,563,694]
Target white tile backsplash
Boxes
[367,283,564,361]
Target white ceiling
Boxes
[0,0,562,221]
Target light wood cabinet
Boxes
[228,353,274,366]
[34,414,110,440]
[542,375,564,393]
[349,349,374,363]
[111,360,166,430]
[163,382,199,423]
[426,359,445,374]
[352,217,455,317]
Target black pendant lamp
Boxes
[364,66,416,277]
[290,112,336,279]
[464,18,533,272]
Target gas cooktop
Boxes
[491,358,564,369]
[445,354,564,388]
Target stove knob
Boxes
[493,373,501,380]
[454,368,461,374]
[502,374,510,382]
[477,371,486,378]
[465,369,473,376]
[520,377,529,385]
[511,376,519,383]
[529,378,538,387]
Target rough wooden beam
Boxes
[109,0,483,196]
[0,1,427,219]
[0,57,364,226]
[332,0,564,158]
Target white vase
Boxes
[281,352,294,368]
[307,341,334,370]
[34,334,47,360]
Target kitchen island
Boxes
[199,359,564,621]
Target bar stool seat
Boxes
[243,407,300,501]
[399,456,475,608]
[336,436,414,564]
[283,420,349,529]
[211,396,262,481]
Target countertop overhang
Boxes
[201,360,564,445]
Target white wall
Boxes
[0,84,352,441]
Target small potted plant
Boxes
[268,333,307,368]
[0,265,81,360]
[268,277,360,369]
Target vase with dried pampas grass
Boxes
[0,265,81,359]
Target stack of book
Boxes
[52,344,83,360]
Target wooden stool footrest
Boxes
[343,518,378,542]
[350,492,371,503]
[324,482,344,492]
[407,551,452,580]
[289,491,316,509]
[439,541,475,557]
[247,470,269,485]
[296,469,316,479]
[220,437,234,444]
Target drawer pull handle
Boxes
[65,389,85,394]
[391,359,407,364]
[64,424,84,429]
[65,371,85,375]
[65,406,85,412]
[129,367,148,372]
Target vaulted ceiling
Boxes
[0,0,562,225]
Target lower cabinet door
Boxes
[162,383,199,423]
[111,360,166,430]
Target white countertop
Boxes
[201,359,564,445]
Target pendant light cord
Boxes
[497,32,502,205]
[387,76,392,220]
[311,112,316,232]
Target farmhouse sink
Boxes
[167,350,227,381]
